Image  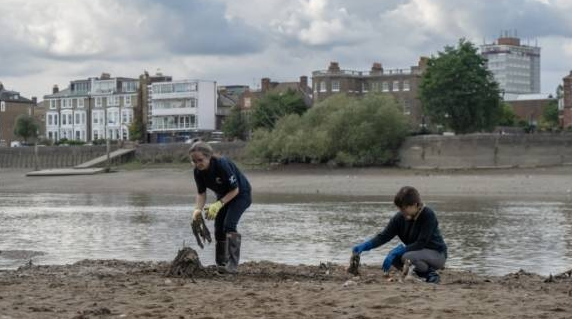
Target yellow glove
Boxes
[206,201,223,220]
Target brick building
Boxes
[0,82,37,146]
[561,72,572,129]
[504,94,556,126]
[238,76,312,112]
[311,58,428,128]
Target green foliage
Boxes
[92,139,108,145]
[13,115,39,142]
[498,103,517,126]
[250,89,307,130]
[222,107,249,140]
[55,138,86,146]
[129,121,144,141]
[246,94,410,166]
[419,39,502,134]
[540,100,559,130]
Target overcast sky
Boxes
[1,0,572,100]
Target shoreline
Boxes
[1,165,572,201]
[0,258,571,318]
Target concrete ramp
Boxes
[26,168,107,177]
[75,148,135,169]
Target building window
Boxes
[78,98,84,108]
[54,114,58,125]
[62,114,67,125]
[75,113,81,125]
[48,115,52,125]
[244,97,251,108]
[403,80,410,91]
[96,97,102,107]
[392,81,400,92]
[0,101,4,112]
[93,130,99,140]
[362,82,369,93]
[108,96,118,106]
[382,82,389,92]
[49,100,56,109]
[320,81,326,92]
[125,95,132,106]
[332,80,340,92]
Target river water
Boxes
[1,192,571,276]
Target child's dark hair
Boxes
[393,186,422,208]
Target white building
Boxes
[90,75,138,141]
[44,80,90,142]
[147,80,216,143]
[481,34,541,96]
[44,74,138,143]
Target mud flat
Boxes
[0,259,571,318]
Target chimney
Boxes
[261,78,271,92]
[299,76,308,89]
[328,62,341,73]
[418,57,430,69]
[52,85,59,94]
[100,73,111,79]
[32,97,37,105]
[370,62,383,75]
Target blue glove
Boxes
[382,244,406,272]
[352,240,373,255]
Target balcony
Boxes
[148,123,197,132]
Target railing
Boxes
[149,123,197,131]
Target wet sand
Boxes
[0,259,571,319]
[1,165,572,201]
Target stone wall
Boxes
[134,142,246,163]
[0,145,118,169]
[399,133,572,169]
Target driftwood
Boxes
[347,253,360,276]
[191,213,212,249]
[166,247,204,280]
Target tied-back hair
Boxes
[189,141,218,159]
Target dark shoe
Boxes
[215,240,227,267]
[425,269,441,284]
[225,232,241,274]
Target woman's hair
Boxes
[189,141,214,158]
[393,186,422,208]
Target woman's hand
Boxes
[192,208,203,221]
[206,201,223,220]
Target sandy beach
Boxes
[0,258,571,319]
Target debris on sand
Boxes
[166,247,204,280]
[347,253,360,276]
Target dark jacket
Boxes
[370,206,447,256]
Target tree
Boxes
[247,94,410,166]
[419,39,502,134]
[498,102,517,126]
[222,107,249,140]
[13,115,39,142]
[250,89,307,130]
[540,100,559,130]
[128,121,144,141]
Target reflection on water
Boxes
[0,192,571,276]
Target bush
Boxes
[246,94,410,166]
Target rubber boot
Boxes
[225,232,241,274]
[215,240,227,267]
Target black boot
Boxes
[225,232,241,274]
[215,240,227,267]
[425,268,441,284]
